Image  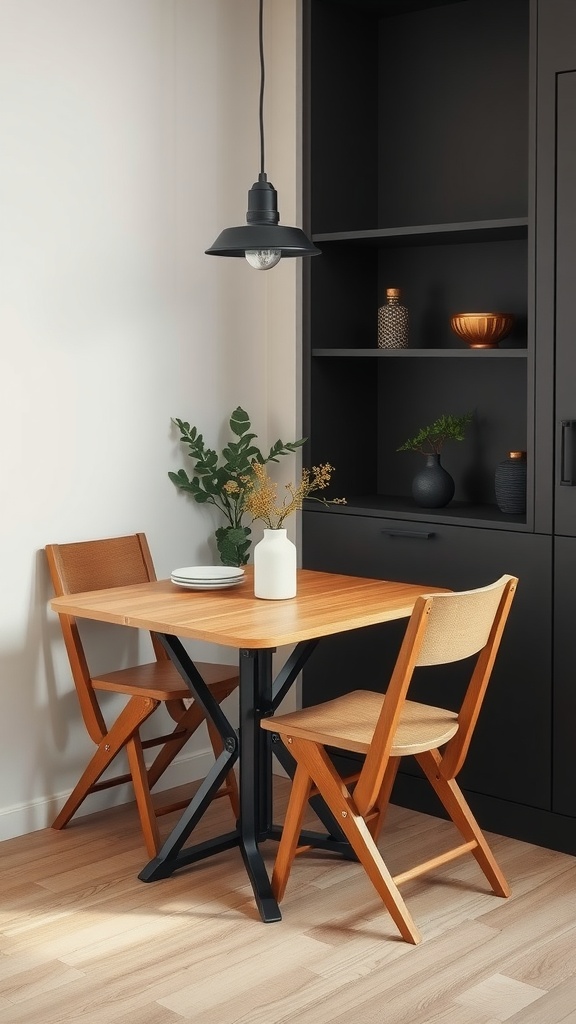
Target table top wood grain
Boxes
[50,567,447,649]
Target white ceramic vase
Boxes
[253,528,297,600]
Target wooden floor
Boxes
[2,777,576,1024]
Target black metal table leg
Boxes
[139,752,240,881]
[237,648,281,922]
[155,634,237,746]
[138,635,240,882]
[137,633,353,917]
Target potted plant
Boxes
[397,412,472,508]
[169,407,305,566]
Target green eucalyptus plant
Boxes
[169,407,305,566]
[397,412,473,456]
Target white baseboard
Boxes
[0,746,217,843]
[0,746,289,842]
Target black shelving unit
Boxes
[313,217,528,246]
[301,0,576,856]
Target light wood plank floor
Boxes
[2,778,576,1023]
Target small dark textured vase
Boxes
[411,454,455,508]
[495,451,527,514]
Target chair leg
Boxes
[125,735,161,857]
[416,748,510,898]
[368,756,400,842]
[52,696,158,831]
[272,760,313,902]
[289,737,421,944]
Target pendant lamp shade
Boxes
[206,175,320,259]
[205,2,320,270]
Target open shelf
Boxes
[313,217,529,247]
[305,495,528,531]
[312,348,528,358]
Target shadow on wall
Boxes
[36,548,146,834]
[0,549,70,836]
[2,546,237,842]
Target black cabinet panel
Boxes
[554,71,576,536]
[377,0,528,227]
[553,537,576,815]
[302,509,552,809]
[308,1,379,233]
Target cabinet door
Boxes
[553,537,576,814]
[555,71,576,536]
[302,510,552,809]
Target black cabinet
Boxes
[303,510,552,810]
[538,0,576,820]
[301,0,576,855]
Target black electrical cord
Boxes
[258,0,265,176]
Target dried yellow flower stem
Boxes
[244,461,346,529]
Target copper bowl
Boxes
[450,312,515,349]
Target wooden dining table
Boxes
[50,565,446,923]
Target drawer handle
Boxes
[560,420,576,486]
[382,529,435,540]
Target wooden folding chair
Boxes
[262,574,518,944]
[46,534,240,857]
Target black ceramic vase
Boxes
[411,454,455,508]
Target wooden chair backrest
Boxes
[47,534,157,595]
[45,534,167,743]
[353,575,518,816]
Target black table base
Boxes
[138,635,350,922]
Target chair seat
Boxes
[94,659,239,701]
[263,689,459,756]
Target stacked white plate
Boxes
[170,565,245,590]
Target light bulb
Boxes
[245,248,282,270]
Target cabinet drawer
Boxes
[302,509,552,809]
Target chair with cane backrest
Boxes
[261,574,518,944]
[46,534,240,857]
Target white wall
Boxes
[0,0,301,839]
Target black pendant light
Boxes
[205,0,320,270]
